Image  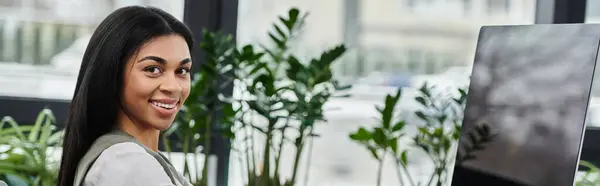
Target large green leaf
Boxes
[286,56,305,82]
[268,33,286,49]
[373,128,387,147]
[400,150,408,165]
[0,126,33,138]
[278,8,301,31]
[392,121,406,132]
[389,138,398,154]
[46,130,64,146]
[0,117,26,140]
[273,25,287,41]
[415,111,427,122]
[418,83,432,97]
[415,96,427,106]
[3,174,29,186]
[314,45,346,68]
[0,162,38,174]
[381,89,402,129]
[349,128,372,141]
[39,109,56,148]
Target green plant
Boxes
[161,30,242,186]
[349,89,414,186]
[0,108,64,186]
[160,7,348,186]
[350,83,471,186]
[232,7,349,186]
[232,9,303,185]
[283,38,349,186]
[576,160,600,186]
[411,84,467,186]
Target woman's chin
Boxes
[146,113,177,131]
[145,118,176,131]
[154,122,174,131]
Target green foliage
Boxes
[159,7,347,186]
[577,160,600,186]
[231,7,349,186]
[349,89,411,186]
[411,83,467,186]
[350,83,469,186]
[237,8,306,186]
[0,108,64,186]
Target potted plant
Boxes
[0,108,64,186]
[231,8,350,186]
[349,84,470,186]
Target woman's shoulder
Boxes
[83,142,175,186]
[93,141,148,157]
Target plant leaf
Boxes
[389,138,398,154]
[373,128,387,147]
[415,96,427,106]
[415,111,427,122]
[1,117,25,140]
[401,150,408,165]
[349,127,371,141]
[392,121,405,132]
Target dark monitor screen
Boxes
[451,24,600,186]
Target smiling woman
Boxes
[120,35,192,140]
[56,6,194,186]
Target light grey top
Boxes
[83,142,188,186]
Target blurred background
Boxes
[1,0,600,186]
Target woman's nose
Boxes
[158,74,183,93]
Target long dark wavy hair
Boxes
[57,6,194,186]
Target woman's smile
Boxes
[149,98,180,117]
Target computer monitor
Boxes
[451,24,600,186]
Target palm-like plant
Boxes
[0,108,64,186]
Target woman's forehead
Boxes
[135,35,191,60]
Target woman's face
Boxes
[120,34,192,131]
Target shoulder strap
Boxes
[146,150,190,186]
[73,130,180,186]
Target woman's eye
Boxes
[145,66,162,74]
[178,68,190,75]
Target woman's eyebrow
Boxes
[138,56,191,65]
[137,56,166,64]
[180,58,191,65]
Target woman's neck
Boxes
[116,111,161,152]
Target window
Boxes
[405,0,416,8]
[586,0,600,22]
[403,0,435,11]
[462,0,472,14]
[488,0,511,15]
[407,48,424,74]
[0,0,184,100]
[487,0,511,15]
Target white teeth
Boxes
[151,101,176,109]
